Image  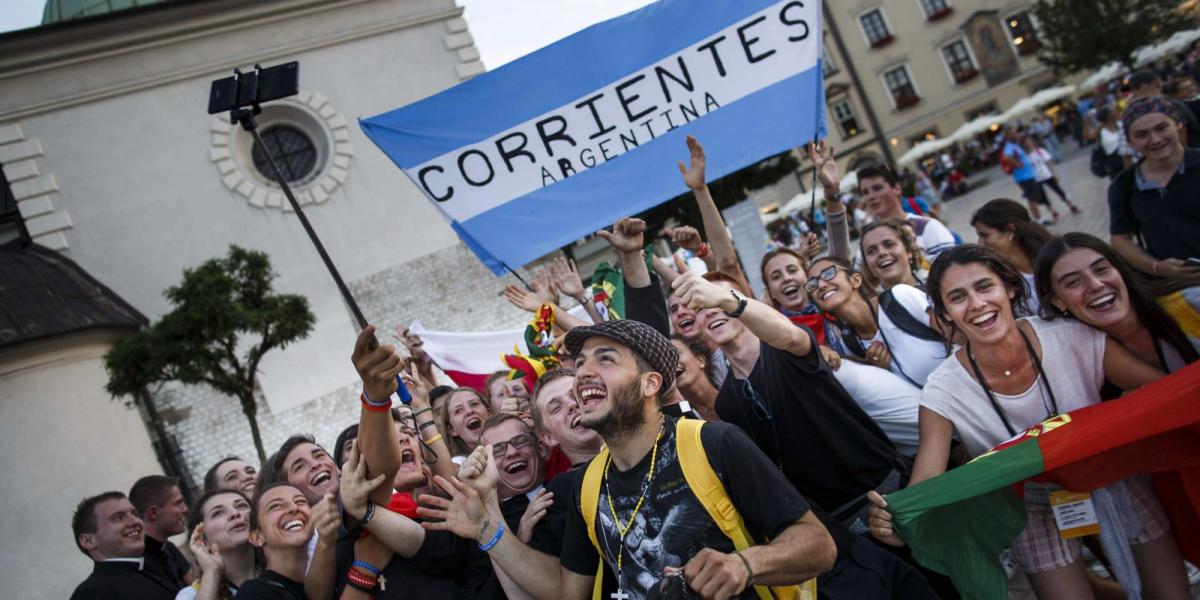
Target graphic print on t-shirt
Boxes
[593,428,748,600]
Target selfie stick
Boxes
[226,65,411,402]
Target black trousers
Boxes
[815,536,944,599]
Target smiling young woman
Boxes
[869,244,1189,600]
[236,483,327,600]
[806,256,946,387]
[859,220,926,291]
[1034,233,1200,389]
[179,489,262,600]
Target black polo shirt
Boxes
[69,560,179,600]
[1108,147,1200,261]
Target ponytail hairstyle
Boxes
[970,199,1052,267]
[926,244,1029,351]
[859,219,924,288]
[1034,232,1199,365]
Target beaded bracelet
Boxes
[352,559,382,577]
[419,421,438,431]
[345,567,378,593]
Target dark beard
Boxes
[587,377,647,443]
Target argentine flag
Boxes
[361,0,825,274]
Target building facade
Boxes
[0,3,556,596]
[789,0,1076,188]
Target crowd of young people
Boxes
[70,113,1200,600]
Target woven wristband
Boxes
[352,559,382,576]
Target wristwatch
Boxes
[724,289,748,318]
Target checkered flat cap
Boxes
[564,320,678,390]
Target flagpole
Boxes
[232,106,411,402]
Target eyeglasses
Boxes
[804,265,849,294]
[741,380,773,421]
[491,431,536,456]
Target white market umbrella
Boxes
[1135,28,1200,67]
[949,113,1010,144]
[896,137,954,168]
[1003,85,1076,120]
[1081,61,1128,92]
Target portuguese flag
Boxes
[886,361,1200,600]
[589,261,625,321]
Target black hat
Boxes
[564,320,679,391]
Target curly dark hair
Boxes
[926,245,1029,347]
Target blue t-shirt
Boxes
[1003,142,1036,182]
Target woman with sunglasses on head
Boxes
[1034,232,1200,388]
[806,257,947,388]
[972,199,1053,315]
[859,220,927,292]
[868,245,1189,600]
[178,490,262,600]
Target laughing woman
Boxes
[859,220,927,291]
[1034,232,1200,380]
[806,256,947,387]
[435,387,493,461]
[179,490,262,600]
[237,484,340,600]
[869,245,1189,600]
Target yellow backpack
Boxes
[580,418,817,600]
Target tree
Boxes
[105,246,315,464]
[637,149,800,234]
[1032,0,1193,73]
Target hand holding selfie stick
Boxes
[212,63,411,403]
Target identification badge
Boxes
[1049,490,1100,539]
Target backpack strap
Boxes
[580,449,608,600]
[879,289,943,343]
[675,419,816,600]
[835,319,867,359]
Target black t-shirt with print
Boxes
[715,331,903,514]
[236,570,306,600]
[559,416,811,600]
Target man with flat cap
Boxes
[421,320,936,599]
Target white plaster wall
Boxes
[6,0,480,411]
[0,336,162,600]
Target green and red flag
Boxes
[886,361,1200,600]
[589,261,625,321]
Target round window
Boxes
[252,125,318,184]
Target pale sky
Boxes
[0,0,657,69]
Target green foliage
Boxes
[1032,0,1194,73]
[105,246,315,463]
[637,150,800,234]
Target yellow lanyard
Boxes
[603,426,663,577]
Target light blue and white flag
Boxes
[361,0,824,274]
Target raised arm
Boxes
[395,327,439,389]
[598,217,651,288]
[340,443,428,558]
[400,365,456,482]
[678,136,752,291]
[671,272,813,357]
[806,141,853,261]
[350,326,403,507]
[549,257,606,325]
